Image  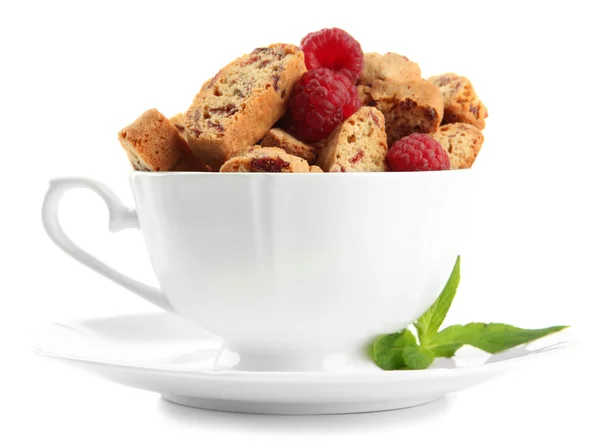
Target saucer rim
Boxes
[32,323,572,382]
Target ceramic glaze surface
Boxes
[33,313,570,415]
[43,172,473,370]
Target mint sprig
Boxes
[414,256,461,346]
[371,330,418,370]
[371,256,568,370]
[428,323,568,356]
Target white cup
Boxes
[42,171,473,371]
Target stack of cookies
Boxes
[118,28,487,173]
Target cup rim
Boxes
[131,169,473,178]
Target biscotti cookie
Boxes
[357,52,421,105]
[428,73,487,129]
[259,128,318,164]
[169,113,186,136]
[185,44,306,170]
[368,79,444,146]
[118,109,209,172]
[317,106,387,172]
[430,123,484,169]
[220,146,318,173]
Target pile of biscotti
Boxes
[118,44,486,173]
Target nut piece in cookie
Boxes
[220,146,314,173]
[317,106,388,172]
[369,79,444,146]
[118,109,209,172]
[260,128,319,165]
[185,44,307,170]
[357,52,421,105]
[430,123,484,169]
[428,73,487,129]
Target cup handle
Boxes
[42,177,174,312]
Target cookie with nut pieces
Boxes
[317,106,388,172]
[368,79,444,146]
[357,52,421,104]
[430,122,484,169]
[118,109,209,172]
[220,146,321,173]
[185,44,306,170]
[428,73,487,129]
[260,128,319,165]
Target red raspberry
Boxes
[337,73,361,118]
[386,134,450,172]
[300,28,364,83]
[287,68,360,142]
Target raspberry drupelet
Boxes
[386,133,450,172]
[300,28,364,83]
[286,68,360,142]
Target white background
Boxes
[1,0,598,439]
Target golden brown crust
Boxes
[357,53,421,106]
[369,79,444,146]
[219,146,313,173]
[427,73,487,129]
[185,44,306,170]
[430,123,484,169]
[169,113,186,136]
[358,52,421,88]
[317,107,388,172]
[259,128,318,164]
[118,109,209,172]
[357,84,374,106]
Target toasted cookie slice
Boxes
[428,73,487,129]
[357,52,421,105]
[359,52,421,85]
[169,113,186,136]
[357,85,374,107]
[118,109,209,172]
[185,44,306,170]
[430,123,484,169]
[369,79,444,146]
[317,107,387,172]
[260,128,319,165]
[220,146,316,173]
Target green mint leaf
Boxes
[371,329,417,370]
[402,345,435,370]
[428,323,568,354]
[370,253,569,371]
[429,343,463,358]
[414,256,461,345]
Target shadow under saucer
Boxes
[156,392,457,432]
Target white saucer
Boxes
[33,313,570,415]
